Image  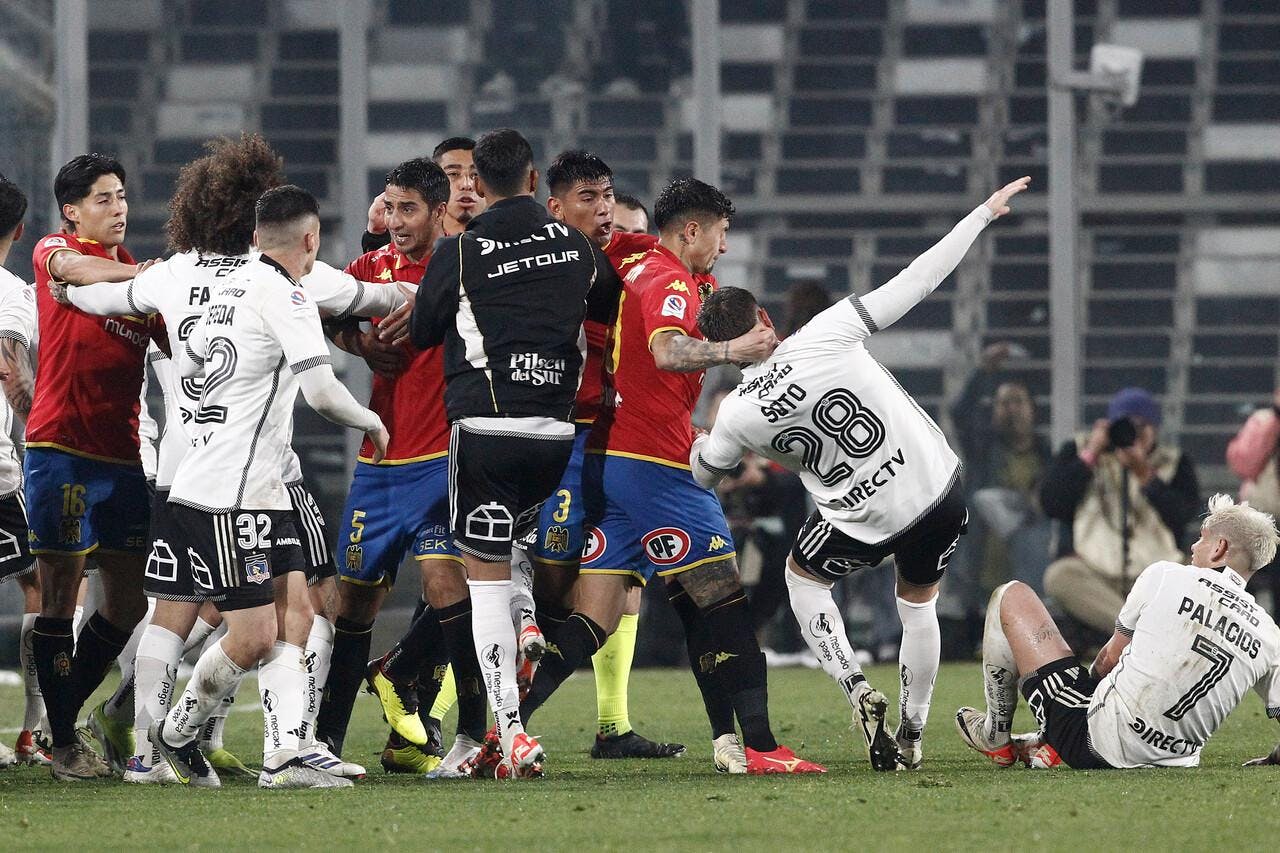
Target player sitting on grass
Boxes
[691,177,1030,771]
[956,493,1280,770]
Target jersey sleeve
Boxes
[639,271,699,349]
[0,285,37,350]
[1253,657,1280,720]
[262,284,332,374]
[303,260,363,319]
[691,415,747,488]
[32,233,82,282]
[584,238,621,325]
[1115,562,1170,636]
[410,235,462,349]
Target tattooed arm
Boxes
[0,336,34,417]
[650,327,777,374]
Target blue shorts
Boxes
[336,457,460,586]
[530,425,592,564]
[24,447,150,556]
[580,453,736,583]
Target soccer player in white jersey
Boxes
[956,493,1280,770]
[0,175,41,768]
[691,177,1031,771]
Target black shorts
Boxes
[1020,656,1112,770]
[0,491,34,584]
[286,480,336,584]
[448,421,574,562]
[168,503,306,612]
[790,477,968,585]
[145,490,199,602]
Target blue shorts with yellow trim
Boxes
[337,456,459,586]
[23,447,150,556]
[529,425,591,564]
[580,452,735,583]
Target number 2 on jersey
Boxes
[770,388,886,486]
[193,338,238,424]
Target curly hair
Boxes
[166,134,284,255]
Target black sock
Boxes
[667,586,737,739]
[32,617,76,748]
[316,615,372,754]
[410,607,450,724]
[436,599,487,742]
[384,600,444,684]
[520,613,606,726]
[71,612,131,709]
[535,599,570,649]
[701,591,776,751]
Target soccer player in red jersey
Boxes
[317,154,490,776]
[519,177,824,774]
[26,153,161,780]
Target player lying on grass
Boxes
[691,177,1030,771]
[956,493,1280,769]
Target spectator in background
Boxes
[942,343,1052,658]
[1040,387,1200,646]
[1226,388,1280,612]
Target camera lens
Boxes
[1107,417,1137,449]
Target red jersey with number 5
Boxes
[27,232,159,464]
[344,243,449,464]
[589,243,716,468]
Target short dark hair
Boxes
[432,136,475,162]
[385,157,449,209]
[54,153,126,212]
[255,184,319,228]
[615,192,648,218]
[472,128,534,197]
[653,177,734,233]
[0,177,28,237]
[546,149,613,197]
[698,286,758,343]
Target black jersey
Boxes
[410,195,620,423]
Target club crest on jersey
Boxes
[345,543,363,571]
[543,525,570,554]
[290,290,307,305]
[244,553,270,585]
[698,281,714,301]
[642,527,691,566]
[581,527,606,565]
[661,294,687,319]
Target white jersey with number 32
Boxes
[1087,561,1280,768]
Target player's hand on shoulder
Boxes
[728,325,779,364]
[983,176,1031,219]
[135,258,159,275]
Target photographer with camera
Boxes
[1040,387,1200,645]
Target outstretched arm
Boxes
[651,326,778,373]
[296,365,388,462]
[859,177,1030,333]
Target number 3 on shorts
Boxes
[552,489,571,523]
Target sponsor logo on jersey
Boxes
[642,527,691,566]
[482,643,504,669]
[709,534,729,551]
[42,236,68,249]
[543,525,570,554]
[244,553,270,585]
[1128,716,1203,756]
[466,502,513,542]
[274,537,301,547]
[345,543,363,571]
[103,317,148,348]
[376,269,393,281]
[509,352,566,386]
[477,221,572,255]
[665,280,690,294]
[660,294,686,319]
[290,290,307,305]
[624,263,647,283]
[698,280,714,301]
[581,526,606,565]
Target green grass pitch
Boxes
[2,663,1279,850]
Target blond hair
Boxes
[1203,493,1280,573]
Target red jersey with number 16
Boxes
[27,232,159,464]
[345,243,449,464]
[589,243,717,468]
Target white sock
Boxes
[134,624,184,762]
[896,594,941,735]
[468,579,524,753]
[183,617,218,654]
[201,621,228,655]
[509,546,537,632]
[72,604,85,640]
[980,582,1019,744]
[106,600,152,722]
[300,616,334,746]
[259,641,307,767]
[166,639,246,745]
[785,567,867,707]
[19,613,45,732]
[200,669,246,751]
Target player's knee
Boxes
[996,580,1037,621]
[336,580,382,622]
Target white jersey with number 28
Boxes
[1088,561,1280,768]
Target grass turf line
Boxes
[1,663,1279,850]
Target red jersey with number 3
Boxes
[589,243,716,467]
[27,232,159,464]
[576,230,659,424]
[345,244,449,463]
